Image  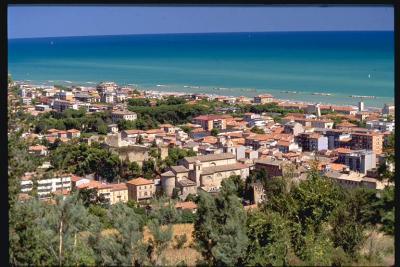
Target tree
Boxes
[147,219,173,265]
[227,175,245,198]
[330,204,366,256]
[250,126,265,134]
[210,128,220,137]
[245,210,293,266]
[90,203,147,266]
[78,188,109,207]
[35,193,99,266]
[194,179,248,266]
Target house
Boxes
[193,115,231,131]
[28,145,48,156]
[253,94,274,104]
[107,124,119,133]
[109,183,129,204]
[66,129,81,139]
[111,110,137,123]
[283,122,304,136]
[175,201,198,213]
[126,177,155,202]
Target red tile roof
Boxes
[126,177,154,186]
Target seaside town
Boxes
[9,77,395,265]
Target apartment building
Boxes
[350,132,383,154]
[193,115,231,131]
[53,99,78,112]
[295,132,328,151]
[336,149,376,174]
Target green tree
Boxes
[250,126,265,134]
[330,204,366,256]
[245,210,293,266]
[194,179,248,266]
[91,203,147,266]
[210,128,220,137]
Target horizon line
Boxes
[8,29,394,40]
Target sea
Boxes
[8,31,394,108]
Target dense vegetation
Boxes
[193,165,395,266]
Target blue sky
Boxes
[8,5,394,39]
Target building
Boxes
[193,115,230,131]
[36,176,72,198]
[198,163,250,192]
[358,101,364,112]
[35,104,51,111]
[53,99,78,112]
[295,132,328,151]
[382,103,395,116]
[251,182,266,204]
[254,158,299,178]
[107,124,119,133]
[111,110,137,123]
[350,132,383,155]
[28,145,48,157]
[336,149,376,174]
[254,94,274,104]
[324,170,385,190]
[96,81,118,94]
[366,120,395,132]
[283,122,304,136]
[59,91,74,101]
[66,129,81,139]
[102,92,115,103]
[126,177,155,202]
[109,183,129,204]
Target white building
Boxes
[111,110,137,123]
[20,176,72,198]
[366,120,395,132]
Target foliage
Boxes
[163,147,196,167]
[250,126,265,134]
[245,210,293,266]
[210,128,220,137]
[194,179,248,266]
[174,234,188,249]
[50,142,121,182]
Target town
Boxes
[9,79,394,203]
[8,78,395,266]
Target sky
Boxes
[8,5,394,39]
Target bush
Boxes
[174,234,188,249]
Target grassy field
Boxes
[358,230,394,266]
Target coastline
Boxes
[15,79,389,111]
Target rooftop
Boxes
[126,177,154,186]
[184,152,235,164]
[201,163,249,175]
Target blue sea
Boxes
[8,31,394,107]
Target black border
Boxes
[2,1,398,267]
